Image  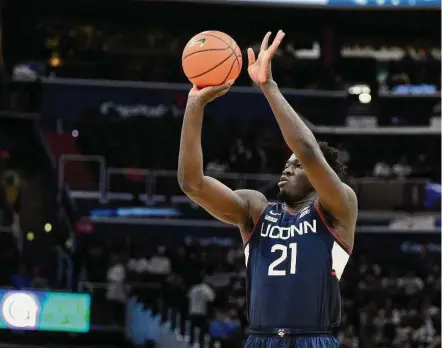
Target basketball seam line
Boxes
[203,33,240,65]
[221,36,237,84]
[182,48,231,61]
[188,52,235,79]
[204,33,241,82]
[221,56,237,84]
[230,38,241,73]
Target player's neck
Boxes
[286,192,318,212]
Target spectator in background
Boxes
[148,246,171,277]
[164,273,187,330]
[106,254,126,325]
[205,159,229,175]
[11,263,31,289]
[209,309,241,348]
[338,325,359,348]
[411,154,432,179]
[392,156,412,179]
[30,266,48,289]
[127,249,150,274]
[187,276,215,347]
[206,265,230,290]
[2,170,21,237]
[226,242,244,267]
[399,271,424,296]
[373,159,392,179]
[412,313,436,347]
[253,141,268,173]
[337,143,351,167]
[229,139,253,173]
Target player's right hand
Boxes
[188,80,234,106]
[247,30,285,86]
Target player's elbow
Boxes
[178,180,198,194]
[177,173,203,194]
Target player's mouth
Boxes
[278,176,289,187]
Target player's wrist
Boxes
[259,79,278,92]
[187,96,207,109]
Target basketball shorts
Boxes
[245,334,340,348]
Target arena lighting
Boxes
[348,85,371,95]
[136,0,440,8]
[359,92,372,103]
[44,223,52,233]
[49,55,61,68]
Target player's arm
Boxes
[177,83,267,233]
[247,31,357,235]
[262,82,357,219]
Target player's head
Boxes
[277,141,347,206]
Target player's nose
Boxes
[282,168,292,177]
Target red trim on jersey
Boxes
[243,204,268,248]
[313,201,352,254]
[284,206,297,215]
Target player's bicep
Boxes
[302,155,357,221]
[183,176,250,226]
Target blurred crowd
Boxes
[77,236,441,348]
[0,151,52,290]
[13,20,441,91]
[74,112,440,182]
[6,2,440,91]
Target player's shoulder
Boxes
[234,189,268,208]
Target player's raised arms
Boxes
[177,84,267,239]
[247,30,357,249]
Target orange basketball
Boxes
[182,31,242,88]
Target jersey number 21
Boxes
[268,243,297,276]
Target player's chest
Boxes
[259,210,319,243]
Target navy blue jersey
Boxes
[244,201,351,333]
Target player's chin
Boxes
[277,188,290,200]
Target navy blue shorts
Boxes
[245,334,339,348]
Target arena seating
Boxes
[76,230,440,347]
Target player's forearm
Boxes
[261,81,321,160]
[178,99,206,192]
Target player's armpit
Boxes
[182,176,267,230]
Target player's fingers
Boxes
[216,89,229,98]
[260,31,272,52]
[258,57,270,84]
[220,80,234,94]
[247,48,256,66]
[267,30,285,57]
[205,80,233,97]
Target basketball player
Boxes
[178,30,358,348]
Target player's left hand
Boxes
[247,30,285,86]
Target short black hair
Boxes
[317,141,347,181]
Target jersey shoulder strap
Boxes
[244,202,281,247]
